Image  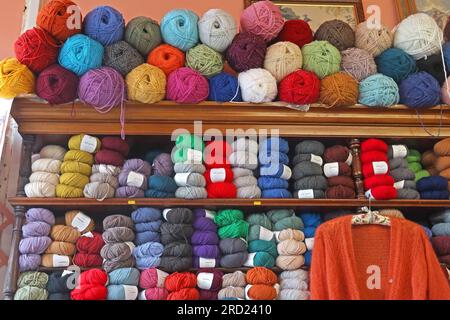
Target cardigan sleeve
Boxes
[310,227,329,300]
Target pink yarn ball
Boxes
[141,288,168,300]
[167,67,209,104]
[443,78,450,105]
[139,268,167,289]
[240,0,284,42]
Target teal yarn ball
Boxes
[252,252,275,267]
[59,34,104,76]
[302,40,341,79]
[107,285,138,300]
[375,48,416,83]
[359,74,400,107]
[108,267,140,286]
[248,240,278,257]
[161,9,199,52]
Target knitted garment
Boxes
[310,216,450,300]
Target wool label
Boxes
[372,161,388,175]
[122,285,139,300]
[297,189,314,199]
[199,257,217,268]
[197,272,214,290]
[346,153,353,166]
[71,211,92,233]
[258,226,274,241]
[365,189,375,200]
[243,252,256,267]
[53,255,70,267]
[244,285,253,300]
[280,165,292,180]
[124,241,135,252]
[138,290,147,300]
[310,154,323,166]
[204,210,215,220]
[394,180,405,189]
[392,145,407,159]
[82,231,94,238]
[174,173,190,186]
[186,149,203,163]
[324,162,339,178]
[305,238,315,251]
[80,135,97,153]
[127,171,144,188]
[163,209,172,221]
[273,231,281,242]
[210,168,226,183]
[156,269,169,287]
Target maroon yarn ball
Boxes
[226,32,267,72]
[36,64,79,104]
[276,20,313,48]
[197,269,223,291]
[101,136,130,156]
[95,149,125,167]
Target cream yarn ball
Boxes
[25,182,56,198]
[198,9,237,52]
[238,68,277,103]
[31,159,62,174]
[355,22,393,57]
[29,172,60,186]
[264,41,303,82]
[394,13,443,60]
[39,145,66,161]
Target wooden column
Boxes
[350,139,365,199]
[16,135,34,197]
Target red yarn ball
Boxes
[206,182,237,198]
[360,151,388,164]
[167,288,200,300]
[101,136,130,156]
[14,27,59,73]
[366,185,397,200]
[278,70,320,105]
[204,140,232,166]
[73,253,103,267]
[75,231,104,253]
[71,284,107,300]
[204,167,234,184]
[276,20,314,48]
[165,272,197,292]
[364,175,395,190]
[361,139,388,153]
[36,64,79,104]
[79,269,108,286]
[95,149,125,167]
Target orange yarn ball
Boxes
[165,272,197,292]
[320,72,359,108]
[167,288,200,300]
[247,284,278,300]
[246,267,277,285]
[148,44,185,76]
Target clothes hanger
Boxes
[351,199,391,226]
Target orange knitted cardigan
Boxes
[311,215,450,300]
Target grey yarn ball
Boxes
[222,271,247,287]
[163,208,193,224]
[395,180,416,190]
[229,151,258,170]
[218,287,245,300]
[160,223,194,244]
[294,175,328,191]
[295,140,325,156]
[162,242,192,256]
[234,176,257,187]
[125,16,162,56]
[396,188,420,199]
[103,214,134,230]
[292,154,323,166]
[280,278,308,290]
[389,158,409,170]
[431,223,450,236]
[102,227,135,244]
[219,238,247,254]
[292,162,323,180]
[174,172,206,187]
[103,41,144,76]
[231,138,259,154]
[103,257,135,273]
[174,163,206,174]
[220,252,248,268]
[430,210,450,224]
[236,185,261,198]
[293,189,325,199]
[280,269,309,281]
[159,256,192,272]
[232,168,255,178]
[387,144,409,159]
[390,168,416,181]
[175,186,208,199]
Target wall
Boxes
[0,0,400,58]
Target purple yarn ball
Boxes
[22,221,51,238]
[193,209,215,219]
[193,245,221,259]
[115,186,145,198]
[123,159,152,175]
[19,254,41,272]
[193,217,217,232]
[226,32,267,72]
[152,153,174,176]
[25,208,55,225]
[191,231,219,245]
[400,71,441,109]
[19,236,51,254]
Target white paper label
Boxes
[204,210,215,220]
[280,165,292,180]
[310,154,323,166]
[273,231,281,242]
[346,153,353,166]
[394,180,405,189]
[324,162,339,178]
[392,145,407,159]
[258,226,274,241]
[365,189,374,200]
[82,232,94,238]
[245,285,253,300]
[243,252,256,267]
[305,238,314,251]
[162,209,171,221]
[127,171,145,188]
[125,241,135,252]
[53,255,70,267]
[80,135,97,153]
[197,272,214,290]
[372,161,388,175]
[138,290,147,301]
[122,285,139,300]
[174,173,190,186]
[186,149,203,163]
[210,168,226,183]
[297,189,314,199]
[71,212,91,233]
[156,269,169,288]
[199,257,217,268]
[61,270,74,277]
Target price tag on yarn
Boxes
[199,257,217,268]
[127,171,144,188]
[204,210,215,220]
[392,145,407,159]
[259,226,274,241]
[174,173,190,186]
[125,241,135,252]
[138,290,147,301]
[163,209,171,221]
[346,153,353,166]
[128,200,136,205]
[80,135,98,153]
[210,168,226,183]
[243,252,256,267]
[297,189,314,199]
[197,272,214,290]
[71,211,91,233]
[273,231,281,242]
[53,255,70,267]
[186,148,203,163]
[244,285,253,300]
[82,231,94,238]
[324,162,339,178]
[305,238,315,251]
[61,270,75,277]
[280,165,292,180]
[122,285,139,300]
[365,189,375,200]
[156,269,169,287]
[372,161,388,175]
[394,180,405,189]
[310,154,323,166]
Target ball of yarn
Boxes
[109,267,140,286]
[19,254,40,272]
[58,34,104,76]
[375,48,417,83]
[186,44,224,77]
[208,72,242,102]
[167,67,209,104]
[36,64,79,105]
[83,6,125,46]
[246,266,277,285]
[320,72,359,107]
[226,32,267,72]
[340,48,377,82]
[37,0,82,42]
[400,71,441,109]
[14,287,48,300]
[50,225,80,243]
[276,19,313,48]
[199,9,237,53]
[359,73,400,107]
[238,68,277,103]
[76,231,104,254]
[79,67,125,110]
[355,23,393,57]
[147,44,185,76]
[416,53,446,85]
[140,268,169,289]
[14,27,59,73]
[65,210,95,234]
[125,16,161,56]
[46,241,76,256]
[394,13,443,60]
[18,271,49,288]
[100,137,128,156]
[240,0,284,42]
[161,9,199,51]
[126,63,166,104]
[278,70,320,105]
[103,41,144,76]
[95,150,124,167]
[0,58,35,98]
[165,272,197,292]
[264,42,303,82]
[197,270,223,291]
[152,153,174,176]
[442,77,450,105]
[68,134,101,152]
[63,150,94,165]
[207,182,237,198]
[314,19,355,51]
[302,41,341,79]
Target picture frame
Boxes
[396,0,450,29]
[244,0,365,30]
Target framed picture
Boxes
[396,0,450,29]
[244,0,365,30]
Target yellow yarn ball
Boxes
[63,150,94,166]
[264,41,303,82]
[68,134,101,152]
[126,63,166,104]
[56,184,84,198]
[60,161,92,176]
[59,173,90,189]
[0,58,35,98]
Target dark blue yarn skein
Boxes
[416,53,446,85]
[399,72,441,109]
[375,48,417,83]
[444,43,450,71]
[148,176,178,193]
[208,72,242,102]
[257,177,289,190]
[83,6,125,46]
[416,176,448,191]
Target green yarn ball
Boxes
[248,224,275,242]
[125,16,162,56]
[246,213,273,230]
[14,286,48,300]
[266,209,296,223]
[171,147,203,163]
[215,209,244,227]
[252,252,275,267]
[302,40,341,79]
[17,272,48,289]
[407,149,421,163]
[274,216,304,231]
[248,240,278,257]
[408,162,423,173]
[175,134,205,151]
[218,220,249,239]
[415,169,430,182]
[186,44,224,77]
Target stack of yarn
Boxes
[85,137,129,200]
[25,145,65,198]
[197,269,223,300]
[435,138,450,191]
[204,140,236,198]
[165,272,199,300]
[245,267,279,300]
[245,213,277,268]
[323,145,355,199]
[299,213,322,266]
[107,267,140,300]
[292,140,326,199]
[159,208,193,272]
[57,134,100,198]
[417,176,450,199]
[361,139,397,200]
[65,210,95,235]
[278,269,310,300]
[408,149,430,182]
[192,209,220,268]
[230,137,261,198]
[116,159,151,198]
[138,267,169,300]
[19,208,55,271]
[430,210,450,266]
[71,269,108,300]
[422,150,438,176]
[101,215,136,272]
[131,208,163,270]
[14,271,48,300]
[218,270,246,300]
[73,231,104,268]
[173,134,207,199]
[258,138,292,198]
[214,209,249,268]
[42,221,81,268]
[387,144,419,199]
[46,271,72,300]
[146,152,176,198]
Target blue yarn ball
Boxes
[134,241,164,258]
[135,221,162,233]
[304,226,317,238]
[131,207,161,223]
[304,250,312,266]
[145,190,175,198]
[261,189,292,198]
[299,213,322,227]
[58,34,104,76]
[107,285,139,300]
[161,9,199,51]
[208,72,242,102]
[83,6,125,46]
[416,176,448,191]
[259,137,289,154]
[259,151,289,166]
[257,177,289,190]
[135,230,161,245]
[148,176,178,193]
[400,71,441,109]
[260,163,289,178]
[431,223,450,236]
[135,256,161,270]
[108,267,140,285]
[375,48,416,83]
[444,43,450,71]
[359,74,400,107]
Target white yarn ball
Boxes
[229,151,258,170]
[24,182,56,198]
[31,159,62,174]
[394,13,443,60]
[238,68,277,103]
[39,145,66,161]
[231,137,259,154]
[92,164,121,176]
[29,172,60,186]
[264,41,303,82]
[84,182,115,200]
[198,9,237,52]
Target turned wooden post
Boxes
[16,135,34,197]
[350,138,365,199]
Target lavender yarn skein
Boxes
[19,254,41,272]
[123,159,152,175]
[25,208,55,225]
[152,153,174,176]
[19,236,52,254]
[115,186,145,198]
[22,222,51,238]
